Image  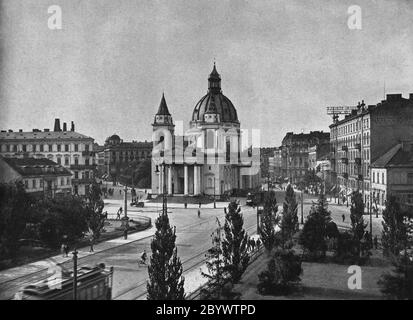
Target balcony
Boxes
[355,157,361,166]
[341,157,348,165]
[341,145,348,152]
[70,164,97,170]
[343,172,348,179]
[358,174,363,181]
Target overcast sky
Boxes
[1,0,412,146]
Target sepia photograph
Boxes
[0,0,412,309]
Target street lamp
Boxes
[214,177,216,209]
[155,162,167,215]
[72,249,78,300]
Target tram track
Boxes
[0,212,223,300]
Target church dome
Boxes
[191,64,239,123]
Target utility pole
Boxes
[72,249,78,300]
[301,191,304,224]
[213,177,216,209]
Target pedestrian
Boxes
[64,244,70,257]
[374,236,378,250]
[184,202,187,209]
[198,209,201,218]
[199,202,201,208]
[61,243,66,257]
[342,214,345,222]
[123,227,128,240]
[256,239,261,250]
[89,236,94,253]
[104,211,108,220]
[251,239,256,251]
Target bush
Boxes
[378,255,413,300]
[257,249,302,295]
[333,231,370,265]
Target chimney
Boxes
[8,129,13,132]
[71,121,75,132]
[44,128,50,132]
[409,93,413,100]
[63,122,67,131]
[19,129,23,132]
[54,118,61,132]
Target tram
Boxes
[15,264,114,300]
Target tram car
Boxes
[15,264,114,300]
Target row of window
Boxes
[372,171,386,185]
[24,177,71,190]
[0,143,93,153]
[333,117,370,138]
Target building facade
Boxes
[97,135,152,183]
[151,65,260,196]
[281,131,330,184]
[371,142,413,212]
[329,93,413,208]
[0,119,96,195]
[0,157,72,198]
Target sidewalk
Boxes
[0,225,155,285]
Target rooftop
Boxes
[0,131,93,141]
[1,157,72,177]
[371,142,413,168]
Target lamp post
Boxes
[155,163,167,215]
[72,249,78,300]
[214,177,216,209]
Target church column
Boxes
[158,166,162,194]
[194,165,199,195]
[184,165,188,195]
[168,166,172,195]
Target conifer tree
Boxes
[147,211,185,300]
[260,191,279,253]
[350,191,368,257]
[381,196,409,256]
[280,185,299,246]
[201,218,226,298]
[222,201,250,283]
[299,192,331,259]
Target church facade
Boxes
[151,65,260,197]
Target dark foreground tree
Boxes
[299,192,331,260]
[85,182,106,242]
[257,248,302,295]
[201,218,228,299]
[350,191,368,257]
[260,191,279,253]
[0,182,32,258]
[379,254,413,299]
[222,201,250,283]
[280,185,298,247]
[381,196,409,256]
[147,211,185,300]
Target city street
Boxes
[0,191,384,300]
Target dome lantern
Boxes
[208,63,221,93]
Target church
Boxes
[151,64,260,197]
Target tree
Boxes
[299,192,331,260]
[147,211,185,300]
[257,248,302,295]
[260,191,279,253]
[280,185,299,247]
[222,201,250,283]
[38,195,88,247]
[201,218,227,299]
[350,191,368,257]
[85,182,106,242]
[381,196,409,257]
[0,182,32,258]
